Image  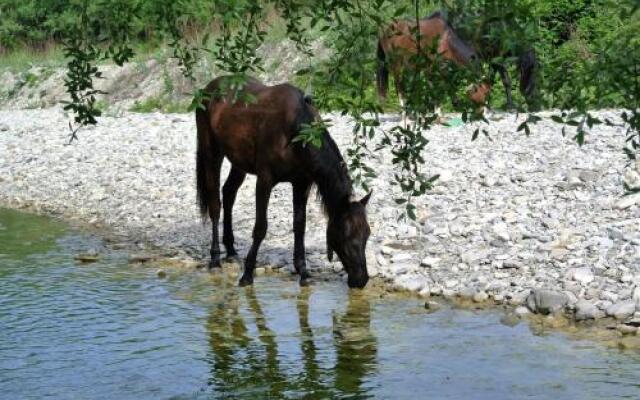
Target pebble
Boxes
[0,108,638,326]
[129,253,156,263]
[424,300,441,312]
[473,291,489,303]
[156,269,167,278]
[492,222,510,242]
[394,274,426,292]
[616,324,638,335]
[614,193,640,210]
[391,253,415,263]
[74,252,100,263]
[420,256,440,267]
[569,266,595,285]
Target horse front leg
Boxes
[292,180,312,286]
[239,176,272,287]
[222,166,246,259]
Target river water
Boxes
[1,208,639,399]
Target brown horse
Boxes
[377,12,491,109]
[196,76,371,288]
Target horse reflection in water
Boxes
[204,280,377,399]
[331,292,376,395]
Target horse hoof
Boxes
[208,260,222,270]
[238,276,254,287]
[299,277,312,287]
[223,255,241,264]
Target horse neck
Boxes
[307,134,353,219]
[443,27,476,65]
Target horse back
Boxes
[204,77,314,180]
[380,17,448,59]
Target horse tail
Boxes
[376,39,389,99]
[195,100,213,219]
[518,48,537,99]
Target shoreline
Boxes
[1,107,639,340]
[4,203,639,350]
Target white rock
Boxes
[394,274,426,292]
[615,193,640,210]
[569,267,595,285]
[380,245,395,256]
[390,263,411,275]
[473,291,489,302]
[444,279,458,289]
[633,286,640,307]
[606,300,637,320]
[420,256,440,268]
[492,222,511,242]
[391,253,414,263]
[623,168,640,191]
[575,299,602,320]
[376,253,388,266]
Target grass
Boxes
[0,45,65,72]
[129,96,190,113]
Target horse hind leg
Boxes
[204,152,223,270]
[222,166,246,259]
[196,107,224,270]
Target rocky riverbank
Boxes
[1,107,639,333]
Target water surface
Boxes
[1,208,639,399]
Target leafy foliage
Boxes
[2,0,640,213]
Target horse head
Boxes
[326,191,372,289]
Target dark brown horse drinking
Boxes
[376,12,491,109]
[196,76,371,288]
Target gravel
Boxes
[1,107,639,322]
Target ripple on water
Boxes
[1,208,639,400]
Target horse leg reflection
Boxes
[296,287,325,395]
[244,287,286,397]
[333,292,377,395]
[206,280,249,391]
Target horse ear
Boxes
[360,190,372,207]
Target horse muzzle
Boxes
[347,273,369,289]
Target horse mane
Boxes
[293,98,353,218]
[425,11,477,64]
[424,11,444,21]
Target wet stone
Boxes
[606,300,636,320]
[527,289,569,315]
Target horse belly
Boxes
[217,126,258,174]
